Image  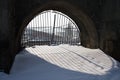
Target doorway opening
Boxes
[21,10,80,47]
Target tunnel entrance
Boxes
[21,10,80,47]
[0,1,103,74]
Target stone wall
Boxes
[0,0,15,73]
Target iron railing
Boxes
[21,10,80,47]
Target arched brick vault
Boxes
[16,1,98,52]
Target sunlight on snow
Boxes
[25,45,117,75]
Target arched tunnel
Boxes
[0,0,120,74]
[17,1,98,49]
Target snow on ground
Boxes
[1,44,120,80]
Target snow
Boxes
[1,44,120,80]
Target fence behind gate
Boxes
[21,10,80,47]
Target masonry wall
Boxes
[0,0,120,73]
[0,0,15,73]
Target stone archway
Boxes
[16,1,98,52]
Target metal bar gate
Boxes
[21,10,80,47]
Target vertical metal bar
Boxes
[57,14,59,44]
[41,14,43,45]
[61,14,63,44]
[72,22,73,45]
[51,14,56,44]
[37,15,39,45]
[73,25,75,45]
[34,17,38,45]
[39,15,41,45]
[47,12,48,42]
[49,11,51,43]
[65,16,67,44]
[61,15,63,44]
[38,15,40,45]
[64,15,66,44]
[32,17,34,46]
[32,18,34,46]
[66,18,68,44]
[60,14,62,44]
[43,13,45,45]
[55,13,57,44]
[41,14,42,45]
[34,17,35,46]
[58,14,60,44]
[29,20,32,46]
[47,12,48,43]
[45,12,47,43]
[44,12,46,43]
[43,14,45,45]
[49,10,52,44]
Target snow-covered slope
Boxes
[1,45,120,80]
